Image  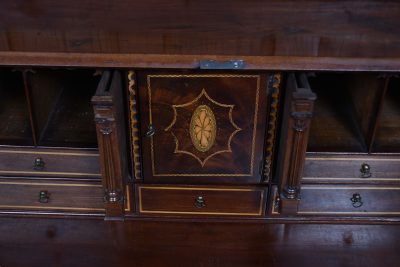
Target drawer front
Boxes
[137,185,266,216]
[298,185,400,216]
[136,71,271,184]
[303,154,400,183]
[0,147,101,179]
[0,179,104,213]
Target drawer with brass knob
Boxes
[136,185,267,217]
[0,179,105,214]
[302,153,400,184]
[0,147,101,179]
[297,185,400,216]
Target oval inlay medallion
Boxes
[190,105,217,152]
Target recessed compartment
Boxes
[307,73,385,153]
[372,77,400,153]
[303,74,400,185]
[0,68,100,149]
[137,185,267,216]
[0,68,103,180]
[28,69,100,148]
[0,68,33,146]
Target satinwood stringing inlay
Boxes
[165,89,242,167]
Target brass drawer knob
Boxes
[194,196,206,208]
[39,190,50,203]
[350,193,363,208]
[360,163,371,178]
[33,157,45,171]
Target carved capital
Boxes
[291,112,312,132]
[94,111,116,135]
[95,118,114,135]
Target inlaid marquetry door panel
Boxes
[135,71,272,184]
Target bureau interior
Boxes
[373,77,400,153]
[307,73,399,154]
[0,68,100,149]
[0,69,32,146]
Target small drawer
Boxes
[0,179,104,213]
[0,147,101,179]
[137,185,267,216]
[298,185,400,216]
[303,154,400,183]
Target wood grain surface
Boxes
[0,217,399,267]
[0,0,399,58]
[0,1,400,70]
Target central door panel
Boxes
[137,71,268,184]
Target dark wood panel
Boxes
[0,1,400,58]
[92,71,129,218]
[0,179,104,213]
[303,153,400,184]
[0,217,400,267]
[1,52,400,71]
[137,71,268,184]
[0,147,101,179]
[276,73,316,214]
[298,185,400,216]
[137,185,266,216]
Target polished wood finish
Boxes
[277,73,316,214]
[2,52,400,71]
[137,184,266,217]
[0,178,104,213]
[1,1,400,59]
[298,185,400,216]
[137,70,268,184]
[0,147,100,179]
[0,1,400,265]
[299,73,400,220]
[92,71,129,219]
[0,217,399,267]
[303,154,400,184]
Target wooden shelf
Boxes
[0,68,99,149]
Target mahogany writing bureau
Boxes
[0,1,399,265]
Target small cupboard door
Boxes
[136,71,270,184]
